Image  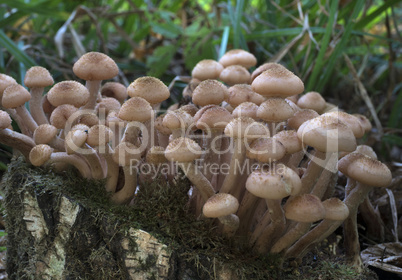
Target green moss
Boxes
[1,157,378,280]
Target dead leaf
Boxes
[361,242,402,275]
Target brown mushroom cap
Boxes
[322,198,349,221]
[224,117,269,140]
[95,97,121,115]
[257,98,295,122]
[192,79,228,107]
[0,74,17,98]
[353,114,372,133]
[154,114,172,135]
[164,137,202,162]
[284,194,326,223]
[193,105,233,130]
[227,84,265,108]
[146,146,167,164]
[29,144,54,166]
[2,84,31,108]
[101,82,127,103]
[218,49,257,68]
[86,125,114,147]
[232,102,259,120]
[273,130,303,154]
[250,62,287,82]
[246,164,302,199]
[321,111,364,138]
[287,109,320,130]
[47,81,90,107]
[118,97,153,123]
[203,193,239,218]
[297,115,356,153]
[192,59,224,81]
[73,52,119,81]
[179,104,198,117]
[163,110,193,131]
[338,152,392,187]
[127,76,170,105]
[0,110,12,129]
[251,68,304,98]
[219,65,251,86]
[247,137,286,163]
[24,66,54,88]
[297,91,326,114]
[33,124,58,144]
[49,104,78,129]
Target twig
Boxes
[385,188,399,243]
[343,54,383,135]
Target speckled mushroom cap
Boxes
[224,117,269,140]
[95,97,121,115]
[297,115,356,153]
[101,82,128,104]
[154,114,172,135]
[287,109,319,130]
[257,98,295,122]
[284,194,326,223]
[246,137,286,163]
[2,84,31,108]
[321,111,364,139]
[33,124,58,144]
[163,109,193,131]
[24,66,54,88]
[219,65,251,86]
[86,125,114,147]
[218,49,257,68]
[127,76,170,105]
[322,198,349,221]
[73,52,119,81]
[355,145,377,159]
[0,110,12,129]
[49,104,78,129]
[146,146,167,164]
[118,97,153,123]
[273,130,303,154]
[251,67,304,98]
[203,193,239,218]
[29,144,54,166]
[47,81,90,108]
[250,62,287,82]
[353,114,372,133]
[192,59,224,81]
[193,105,233,130]
[232,102,259,120]
[164,137,202,162]
[0,74,17,97]
[297,91,326,114]
[227,84,265,108]
[246,164,302,199]
[179,104,198,117]
[192,79,228,107]
[338,152,392,187]
[112,141,142,166]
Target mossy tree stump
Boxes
[1,159,238,280]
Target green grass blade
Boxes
[219,26,230,59]
[0,30,36,68]
[315,0,365,92]
[233,0,246,49]
[306,0,339,91]
[1,0,66,18]
[245,27,326,39]
[355,0,402,30]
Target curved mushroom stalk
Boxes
[219,214,239,238]
[0,128,36,160]
[111,166,137,204]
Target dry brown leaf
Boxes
[361,242,402,275]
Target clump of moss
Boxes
[1,157,378,280]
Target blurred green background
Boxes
[0,0,401,168]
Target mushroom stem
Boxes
[253,199,286,254]
[80,144,106,179]
[310,169,336,199]
[82,80,101,110]
[219,214,239,238]
[202,129,222,182]
[101,146,120,193]
[358,197,384,241]
[178,162,215,202]
[15,105,38,133]
[236,191,261,235]
[219,139,246,195]
[343,182,374,271]
[0,128,36,159]
[285,218,340,259]
[29,88,49,125]
[248,208,270,245]
[6,108,31,136]
[270,222,312,254]
[49,153,92,178]
[111,165,137,204]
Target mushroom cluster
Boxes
[0,50,392,270]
